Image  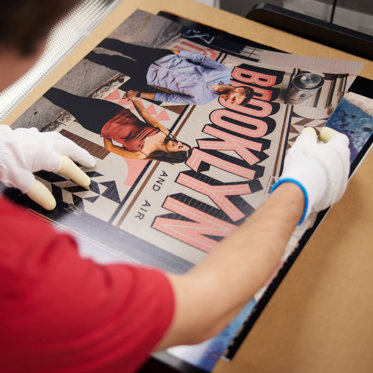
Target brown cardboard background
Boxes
[4,1,373,372]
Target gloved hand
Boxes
[0,125,96,210]
[271,127,350,224]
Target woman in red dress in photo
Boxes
[44,88,192,164]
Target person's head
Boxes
[0,0,79,91]
[148,136,192,164]
[219,86,254,106]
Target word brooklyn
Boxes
[153,64,285,252]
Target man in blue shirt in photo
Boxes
[87,39,254,105]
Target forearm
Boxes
[131,98,157,125]
[103,137,144,159]
[193,183,303,301]
[153,91,195,105]
[139,92,155,100]
[158,182,304,348]
[131,98,169,133]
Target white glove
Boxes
[0,125,96,210]
[272,127,350,224]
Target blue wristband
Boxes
[270,178,309,225]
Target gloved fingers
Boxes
[319,127,339,143]
[320,130,350,179]
[311,132,350,208]
[41,150,91,188]
[41,148,63,173]
[26,179,56,210]
[326,131,350,150]
[329,141,350,202]
[47,133,96,168]
[58,140,96,168]
[319,127,350,161]
[301,127,317,137]
[58,155,91,188]
[15,169,38,194]
[290,127,318,152]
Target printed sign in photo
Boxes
[8,9,369,372]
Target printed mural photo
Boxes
[7,9,372,372]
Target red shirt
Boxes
[0,197,174,373]
[101,109,159,155]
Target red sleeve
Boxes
[0,197,175,373]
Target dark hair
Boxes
[219,85,255,106]
[239,86,255,105]
[148,135,192,164]
[0,0,79,55]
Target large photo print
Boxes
[8,9,370,372]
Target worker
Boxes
[0,1,350,372]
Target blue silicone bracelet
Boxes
[270,178,309,225]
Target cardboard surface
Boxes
[6,1,373,372]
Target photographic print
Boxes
[7,9,371,372]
